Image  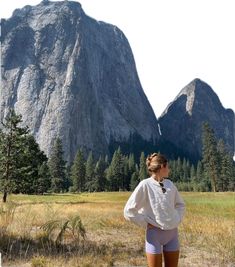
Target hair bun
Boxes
[146,153,157,167]
[145,153,168,174]
[150,153,158,159]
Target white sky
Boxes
[1,0,235,118]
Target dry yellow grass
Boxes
[0,192,234,267]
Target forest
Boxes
[0,109,234,202]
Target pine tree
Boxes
[108,147,123,191]
[190,164,196,181]
[186,160,191,181]
[64,164,72,192]
[37,162,51,194]
[168,160,176,182]
[128,153,135,174]
[105,165,113,191]
[194,160,207,191]
[85,152,94,191]
[202,123,219,192]
[175,157,182,182]
[0,109,29,202]
[16,134,48,194]
[196,161,204,181]
[123,155,130,191]
[130,170,139,191]
[71,149,86,192]
[48,138,66,193]
[182,158,188,182]
[229,161,235,191]
[121,153,134,191]
[217,140,227,191]
[217,139,234,191]
[227,158,235,191]
[139,152,147,180]
[93,156,107,191]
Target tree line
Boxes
[0,110,234,202]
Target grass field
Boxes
[0,192,234,267]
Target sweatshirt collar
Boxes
[151,176,165,186]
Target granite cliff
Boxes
[1,1,234,163]
[1,0,160,162]
[158,79,234,161]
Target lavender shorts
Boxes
[145,227,179,254]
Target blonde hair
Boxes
[146,153,168,175]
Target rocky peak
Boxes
[159,79,234,161]
[1,1,159,162]
[161,78,224,117]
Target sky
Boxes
[0,0,235,118]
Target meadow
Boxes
[0,192,234,267]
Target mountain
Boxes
[158,78,235,162]
[0,0,160,162]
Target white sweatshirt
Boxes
[124,177,185,230]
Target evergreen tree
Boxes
[48,138,66,193]
[217,140,227,191]
[130,171,139,191]
[128,153,136,174]
[186,160,191,181]
[93,156,107,191]
[85,152,94,191]
[123,155,130,191]
[0,109,29,202]
[139,152,147,180]
[182,158,188,182]
[202,123,219,192]
[222,155,233,191]
[108,147,124,191]
[190,164,196,181]
[175,157,182,182]
[16,135,48,194]
[196,161,204,181]
[64,164,72,192]
[190,164,198,191]
[105,165,113,191]
[229,161,235,191]
[169,160,177,182]
[217,139,234,191]
[124,153,135,191]
[37,162,51,194]
[71,149,86,192]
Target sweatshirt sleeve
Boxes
[174,188,185,222]
[123,181,147,228]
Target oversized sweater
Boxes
[124,177,185,230]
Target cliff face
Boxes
[159,79,234,161]
[2,2,233,163]
[1,1,160,162]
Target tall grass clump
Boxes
[40,215,86,245]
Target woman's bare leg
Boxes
[163,250,179,267]
[146,253,162,267]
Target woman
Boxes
[124,153,185,267]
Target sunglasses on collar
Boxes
[159,182,166,193]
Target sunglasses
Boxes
[159,182,166,193]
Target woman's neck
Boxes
[152,174,164,182]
